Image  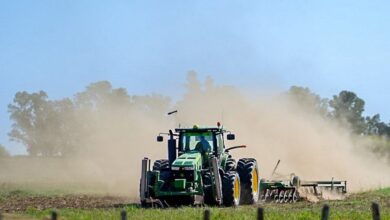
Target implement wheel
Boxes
[222,171,240,207]
[237,158,260,204]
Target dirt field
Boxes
[0,188,389,220]
[0,194,131,212]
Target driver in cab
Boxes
[195,135,211,153]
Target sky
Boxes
[1,0,390,154]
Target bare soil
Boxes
[0,194,133,212]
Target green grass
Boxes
[2,188,390,220]
[0,182,109,198]
[19,203,389,220]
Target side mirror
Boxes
[227,134,235,140]
[157,135,163,142]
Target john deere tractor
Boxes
[139,124,259,207]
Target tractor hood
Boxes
[171,152,201,170]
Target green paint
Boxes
[173,179,186,190]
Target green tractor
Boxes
[139,124,260,207]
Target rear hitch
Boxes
[141,198,168,208]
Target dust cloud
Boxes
[1,72,389,200]
[176,73,390,192]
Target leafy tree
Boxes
[329,91,366,134]
[8,81,172,157]
[75,81,131,110]
[0,144,10,157]
[8,91,48,155]
[51,98,78,156]
[132,94,171,116]
[377,122,390,136]
[365,114,381,135]
[286,86,329,116]
[365,114,390,136]
[181,71,204,103]
[8,91,66,156]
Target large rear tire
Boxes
[222,171,240,207]
[225,158,236,172]
[237,158,260,204]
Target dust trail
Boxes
[1,72,389,201]
[174,73,390,192]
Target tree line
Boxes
[287,86,390,136]
[5,81,170,157]
[1,79,390,161]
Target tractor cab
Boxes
[176,126,227,156]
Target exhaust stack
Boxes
[168,130,177,165]
[140,157,150,202]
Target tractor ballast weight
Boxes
[139,125,259,207]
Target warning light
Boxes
[217,122,221,127]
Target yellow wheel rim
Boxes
[252,168,258,193]
[234,176,240,200]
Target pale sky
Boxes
[1,1,390,154]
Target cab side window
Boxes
[216,134,224,154]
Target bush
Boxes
[0,144,10,157]
[368,136,390,164]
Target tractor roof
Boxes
[175,127,225,133]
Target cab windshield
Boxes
[180,132,213,153]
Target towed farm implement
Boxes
[259,160,347,203]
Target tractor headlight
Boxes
[182,166,195,171]
[171,166,194,171]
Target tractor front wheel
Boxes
[202,172,217,206]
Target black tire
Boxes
[237,158,260,204]
[291,175,301,188]
[153,159,170,171]
[152,159,170,192]
[259,178,266,202]
[222,171,240,207]
[202,172,216,205]
[225,158,236,171]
